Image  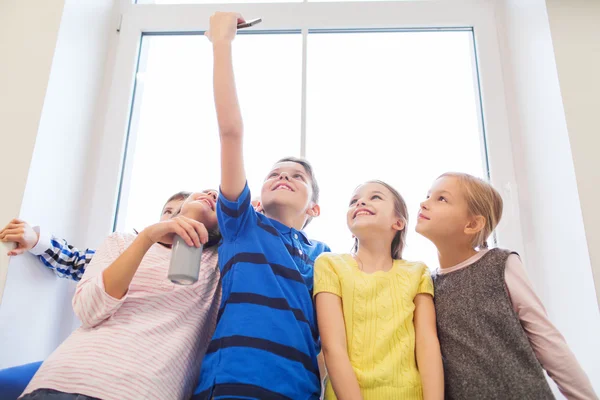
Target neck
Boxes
[265,206,306,231]
[435,240,478,269]
[355,237,394,272]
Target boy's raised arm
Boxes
[206,12,247,201]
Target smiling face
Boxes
[178,189,219,231]
[347,181,407,258]
[260,161,318,226]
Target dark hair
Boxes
[351,180,408,259]
[276,157,319,227]
[163,191,192,209]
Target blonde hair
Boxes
[440,172,503,249]
[352,180,409,259]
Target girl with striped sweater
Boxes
[20,190,222,400]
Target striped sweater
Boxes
[22,232,221,400]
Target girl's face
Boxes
[178,190,219,231]
[416,176,472,244]
[346,182,403,239]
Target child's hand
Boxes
[205,12,244,44]
[140,216,208,248]
[0,218,39,256]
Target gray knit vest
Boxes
[433,248,554,400]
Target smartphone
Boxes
[237,18,262,29]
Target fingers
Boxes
[176,217,209,247]
[172,223,196,247]
[206,11,243,43]
[0,223,23,238]
[170,218,200,248]
[180,219,202,248]
[0,232,25,244]
[8,247,27,256]
[188,219,209,245]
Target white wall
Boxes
[0,0,66,307]
[0,0,118,368]
[546,0,600,308]
[495,0,600,394]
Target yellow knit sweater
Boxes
[314,253,434,400]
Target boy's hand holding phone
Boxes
[205,13,262,44]
[205,12,241,44]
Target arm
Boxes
[206,12,246,201]
[35,233,94,281]
[414,293,444,400]
[505,254,597,400]
[72,233,129,328]
[103,216,208,299]
[100,234,154,299]
[316,292,362,400]
[0,218,93,281]
[74,216,208,328]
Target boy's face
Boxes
[161,199,184,221]
[179,189,219,231]
[260,162,314,217]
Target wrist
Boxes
[29,227,51,255]
[212,40,233,49]
[136,229,156,250]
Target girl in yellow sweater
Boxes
[314,180,444,400]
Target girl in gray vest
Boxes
[416,172,596,400]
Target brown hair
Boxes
[352,180,409,259]
[440,172,503,249]
[276,157,319,227]
[163,191,192,209]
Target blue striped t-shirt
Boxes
[194,183,330,400]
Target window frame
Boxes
[87,0,524,256]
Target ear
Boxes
[307,204,321,218]
[464,215,486,236]
[392,218,406,232]
[253,201,263,213]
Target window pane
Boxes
[304,31,485,270]
[119,33,301,232]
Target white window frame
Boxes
[87,0,524,256]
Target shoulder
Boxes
[397,259,430,274]
[316,252,347,262]
[105,231,137,247]
[308,239,331,254]
[484,248,520,268]
[217,184,253,217]
[487,247,518,257]
[315,252,352,269]
[91,232,137,258]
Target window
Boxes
[118,32,302,232]
[304,30,484,268]
[94,2,521,268]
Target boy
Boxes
[195,12,330,399]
